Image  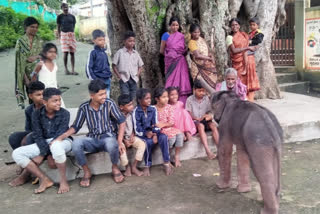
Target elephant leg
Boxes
[236,143,252,193]
[216,139,233,189]
[247,145,279,214]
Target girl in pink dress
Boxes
[167,87,197,141]
[154,87,184,167]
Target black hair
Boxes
[27,81,45,94]
[153,87,167,104]
[92,29,105,40]
[193,79,204,89]
[189,23,201,34]
[43,88,61,101]
[118,94,132,106]
[249,17,260,25]
[61,3,68,8]
[169,17,180,26]
[136,88,151,104]
[229,18,241,27]
[123,31,136,41]
[88,79,107,94]
[24,17,39,28]
[40,43,57,60]
[166,86,179,95]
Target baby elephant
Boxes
[211,91,282,214]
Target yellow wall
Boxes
[306,6,320,19]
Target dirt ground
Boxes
[0,141,320,214]
[0,42,320,214]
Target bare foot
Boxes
[79,177,91,187]
[207,151,217,160]
[237,184,252,193]
[216,177,231,189]
[143,167,150,176]
[58,181,70,194]
[65,70,72,75]
[124,166,132,177]
[175,158,182,167]
[164,163,173,176]
[9,175,30,187]
[34,177,54,194]
[186,132,193,141]
[131,167,143,176]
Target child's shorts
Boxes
[195,119,218,131]
[168,133,184,148]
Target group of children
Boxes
[8,78,219,194]
[8,18,265,194]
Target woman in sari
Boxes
[15,17,43,109]
[226,18,260,102]
[188,23,217,95]
[160,17,192,105]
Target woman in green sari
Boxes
[15,17,43,109]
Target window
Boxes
[311,0,320,7]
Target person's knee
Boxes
[104,138,119,153]
[53,154,67,164]
[8,133,18,149]
[12,149,29,168]
[175,134,184,148]
[120,153,129,167]
[145,138,153,147]
[197,123,205,131]
[158,134,167,143]
[51,144,67,163]
[72,139,84,153]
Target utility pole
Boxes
[90,0,93,17]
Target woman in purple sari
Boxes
[160,17,192,105]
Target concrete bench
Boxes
[40,108,217,183]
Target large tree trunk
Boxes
[107,0,286,100]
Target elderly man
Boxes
[216,68,247,101]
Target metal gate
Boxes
[270,2,295,66]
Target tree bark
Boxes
[107,0,287,100]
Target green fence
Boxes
[0,0,57,22]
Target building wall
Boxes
[305,6,320,70]
[300,2,320,91]
[77,16,110,54]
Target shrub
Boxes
[0,6,56,50]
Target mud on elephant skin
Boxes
[211,91,283,214]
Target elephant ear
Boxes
[211,91,239,122]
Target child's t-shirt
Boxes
[249,29,264,46]
[186,95,211,119]
[133,105,160,137]
[157,104,181,139]
[124,113,134,140]
[112,47,144,83]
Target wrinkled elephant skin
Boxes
[211,91,282,214]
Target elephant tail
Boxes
[274,146,281,197]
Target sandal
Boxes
[112,173,124,183]
[79,177,91,188]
